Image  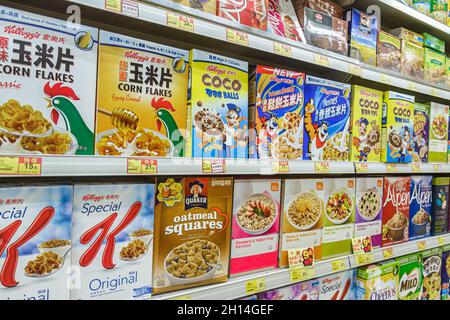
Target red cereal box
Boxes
[382,177,410,247]
[218,0,269,31]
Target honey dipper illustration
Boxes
[98,108,139,131]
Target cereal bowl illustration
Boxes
[38,239,71,257]
[357,188,381,222]
[431,114,447,140]
[411,209,430,235]
[236,193,278,235]
[387,212,408,241]
[325,190,352,225]
[119,239,149,262]
[287,192,322,231]
[129,228,153,245]
[25,239,71,278]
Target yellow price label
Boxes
[355,163,369,173]
[226,28,249,46]
[271,161,289,173]
[202,159,225,174]
[331,258,348,272]
[167,12,194,33]
[313,54,329,67]
[433,164,442,172]
[417,240,426,251]
[431,88,439,96]
[273,42,292,57]
[105,0,122,11]
[438,237,447,246]
[246,277,266,294]
[171,295,192,300]
[382,247,394,259]
[290,267,315,283]
[18,157,42,175]
[407,82,417,91]
[355,253,374,266]
[0,157,19,175]
[386,163,398,172]
[348,64,362,77]
[127,159,157,174]
[380,74,392,84]
[411,163,421,172]
[314,161,329,173]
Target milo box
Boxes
[396,253,422,300]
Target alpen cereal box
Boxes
[356,259,399,300]
[280,179,324,267]
[303,76,351,161]
[431,177,449,235]
[355,177,383,248]
[71,183,154,300]
[428,102,449,162]
[396,253,422,300]
[248,65,305,159]
[96,31,189,157]
[153,177,233,294]
[318,270,355,300]
[441,244,450,300]
[187,49,248,158]
[267,0,305,42]
[381,91,414,163]
[350,85,383,162]
[0,6,97,155]
[421,247,442,300]
[218,0,268,30]
[413,103,430,163]
[382,176,410,247]
[321,178,355,259]
[409,176,432,241]
[169,0,217,14]
[0,185,72,300]
[230,179,281,277]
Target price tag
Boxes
[348,64,362,77]
[18,157,42,175]
[0,157,19,175]
[382,247,394,259]
[288,247,314,268]
[271,161,289,173]
[411,163,421,172]
[417,240,426,251]
[438,237,447,246]
[290,266,315,283]
[314,161,329,173]
[273,42,292,57]
[246,277,266,294]
[355,253,374,266]
[202,159,226,174]
[386,163,398,172]
[355,163,369,173]
[407,82,417,91]
[313,54,329,67]
[105,0,122,11]
[431,88,439,96]
[171,295,192,300]
[226,28,249,46]
[433,164,442,172]
[167,12,194,33]
[331,258,348,272]
[352,236,372,254]
[127,159,157,174]
[380,74,392,84]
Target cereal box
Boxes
[413,0,432,15]
[423,33,445,53]
[446,57,450,88]
[96,31,189,157]
[409,176,432,241]
[382,176,410,247]
[71,183,154,300]
[400,0,413,5]
[0,185,72,300]
[257,285,292,300]
[169,0,217,14]
[428,102,449,162]
[377,31,401,73]
[230,179,281,277]
[401,40,424,79]
[291,279,320,300]
[321,178,355,259]
[292,0,343,26]
[346,8,379,66]
[355,260,399,300]
[390,27,424,46]
[153,177,233,294]
[441,244,450,300]
[350,85,383,162]
[381,91,414,163]
[303,76,351,161]
[267,0,305,42]
[248,65,305,159]
[396,253,422,300]
[0,6,97,155]
[355,177,383,248]
[430,0,448,23]
[413,103,430,163]
[280,179,323,267]
[187,49,248,159]
[421,247,442,300]
[431,177,449,235]
[319,270,355,300]
[424,48,446,85]
[217,0,268,30]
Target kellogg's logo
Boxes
[185,179,208,210]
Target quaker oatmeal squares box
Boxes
[421,247,442,300]
[382,176,410,247]
[0,6,97,155]
[381,91,414,163]
[187,49,248,159]
[267,0,305,42]
[396,254,423,300]
[170,0,217,14]
[413,103,430,163]
[280,179,324,267]
[355,259,399,300]
[71,183,154,300]
[428,102,449,162]
[303,76,351,161]
[431,177,449,235]
[230,179,281,277]
[355,177,383,248]
[350,85,383,162]
[153,177,233,294]
[0,185,72,300]
[377,31,401,73]
[424,48,446,85]
[319,270,355,300]
[409,176,432,241]
[441,244,450,300]
[217,0,268,30]
[321,178,355,259]
[248,65,305,159]
[96,31,189,157]
[401,40,424,79]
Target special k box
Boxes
[0,185,72,300]
[153,177,233,294]
[71,183,154,300]
[230,179,281,277]
[280,179,324,268]
[382,177,410,247]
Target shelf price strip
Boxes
[226,28,249,46]
[313,54,329,67]
[411,163,421,172]
[0,156,42,175]
[354,252,374,266]
[202,159,226,174]
[382,247,394,259]
[417,240,426,251]
[348,64,362,77]
[314,161,329,173]
[355,163,368,173]
[290,266,316,283]
[273,42,292,57]
[271,161,289,173]
[246,277,266,294]
[166,12,194,33]
[127,158,157,174]
[331,258,348,272]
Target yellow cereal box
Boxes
[356,260,399,300]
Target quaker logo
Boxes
[358,14,372,34]
[185,179,208,210]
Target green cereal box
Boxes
[396,254,422,300]
[356,259,399,300]
[421,247,442,300]
[390,27,424,46]
[423,33,445,53]
[430,0,448,23]
[446,57,450,87]
[428,102,449,162]
[350,85,383,162]
[401,40,424,79]
[413,0,431,15]
[381,91,415,163]
[424,48,446,85]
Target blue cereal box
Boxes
[409,176,432,240]
[441,244,450,300]
[0,185,72,300]
[303,76,352,161]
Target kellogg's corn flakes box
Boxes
[96,31,189,157]
[303,76,351,161]
[409,176,432,240]
[0,6,97,155]
[381,91,414,163]
[187,49,248,158]
[248,65,305,159]
[413,103,430,163]
[350,85,383,162]
[0,185,72,300]
[71,183,154,300]
[428,102,449,163]
[153,177,233,294]
[356,259,399,300]
[396,253,422,300]
[421,247,442,300]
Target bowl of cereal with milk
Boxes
[411,209,430,236]
[358,188,381,221]
[387,212,408,241]
[287,192,322,230]
[236,193,278,235]
[38,239,71,257]
[129,228,153,245]
[164,239,222,285]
